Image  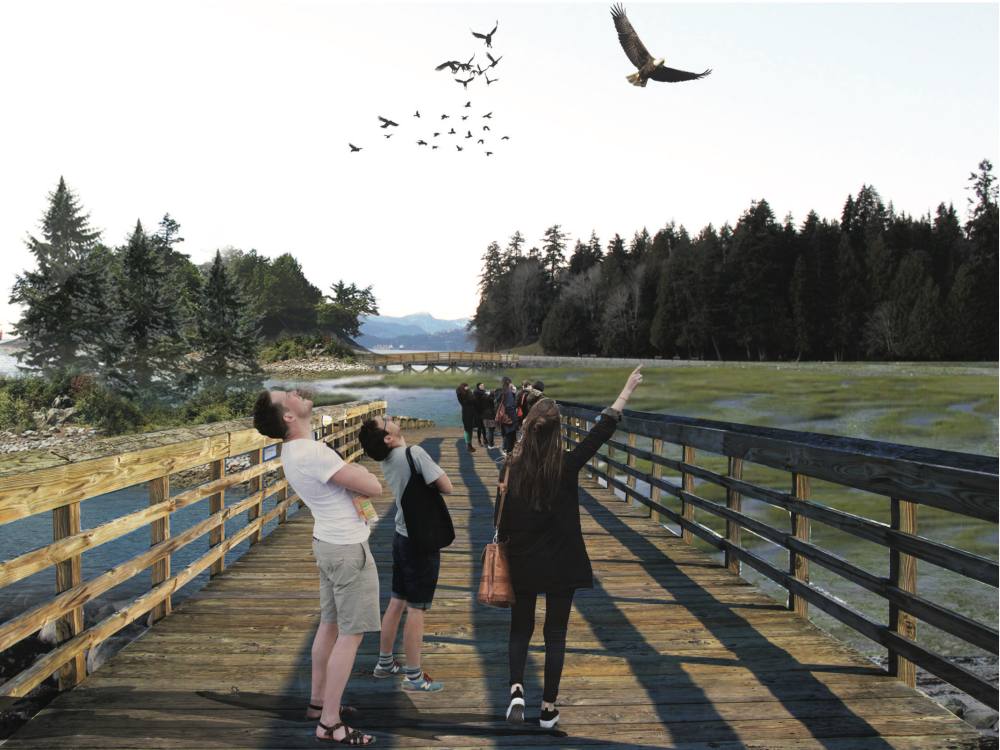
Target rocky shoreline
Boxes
[262,356,373,379]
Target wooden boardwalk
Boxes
[4,429,979,749]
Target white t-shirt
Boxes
[280,439,370,545]
[380,445,445,537]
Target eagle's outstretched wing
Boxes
[650,65,712,82]
[611,4,653,70]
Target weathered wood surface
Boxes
[4,429,978,749]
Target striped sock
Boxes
[378,652,395,668]
[404,665,422,682]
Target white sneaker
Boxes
[506,685,525,724]
[539,706,559,728]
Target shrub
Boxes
[77,388,145,435]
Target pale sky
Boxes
[1,1,996,333]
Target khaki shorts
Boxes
[312,538,381,634]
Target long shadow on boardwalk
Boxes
[574,487,894,749]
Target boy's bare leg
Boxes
[403,606,425,669]
[379,597,406,655]
[309,622,338,714]
[317,632,371,742]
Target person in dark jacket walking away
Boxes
[497,366,643,728]
[456,383,479,453]
[474,382,494,447]
[497,376,518,455]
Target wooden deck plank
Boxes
[3,428,978,749]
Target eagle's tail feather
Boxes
[626,71,645,87]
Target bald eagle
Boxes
[611,4,711,87]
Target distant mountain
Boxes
[358,313,473,350]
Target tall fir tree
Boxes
[9,177,117,375]
[196,251,262,386]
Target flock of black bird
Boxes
[348,20,508,156]
[348,7,713,154]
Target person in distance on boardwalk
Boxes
[456,382,480,453]
[359,415,454,692]
[474,382,495,447]
[252,389,381,746]
[498,366,643,729]
[497,375,518,455]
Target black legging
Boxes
[508,590,574,703]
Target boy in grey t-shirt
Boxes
[359,416,454,692]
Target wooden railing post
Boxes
[681,445,695,544]
[626,433,638,510]
[209,459,226,577]
[725,457,743,575]
[789,472,811,617]
[52,501,85,689]
[650,438,664,522]
[889,498,918,687]
[248,448,263,546]
[588,419,598,474]
[148,475,171,623]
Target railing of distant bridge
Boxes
[0,400,432,700]
[558,400,999,709]
[357,351,518,368]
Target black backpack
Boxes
[400,447,455,553]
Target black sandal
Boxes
[316,721,375,745]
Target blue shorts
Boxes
[391,531,440,610]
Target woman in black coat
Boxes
[474,382,494,447]
[456,383,479,453]
[496,366,643,728]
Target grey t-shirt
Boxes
[381,445,446,537]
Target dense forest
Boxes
[7,178,377,405]
[472,161,999,361]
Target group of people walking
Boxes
[456,377,547,454]
[252,366,643,744]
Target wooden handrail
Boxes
[558,401,999,710]
[0,399,390,698]
[356,351,518,367]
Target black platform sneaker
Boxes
[539,706,559,729]
[506,685,525,724]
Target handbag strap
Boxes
[493,462,511,543]
[405,446,421,481]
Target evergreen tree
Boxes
[478,241,504,291]
[9,177,117,375]
[540,224,568,289]
[196,251,262,385]
[317,281,378,339]
[113,220,188,401]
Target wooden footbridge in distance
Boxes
[0,399,996,748]
[356,351,518,372]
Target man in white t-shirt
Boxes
[359,415,453,692]
[253,389,380,746]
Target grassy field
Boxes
[357,362,998,456]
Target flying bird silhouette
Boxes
[414,110,421,118]
[486,52,502,68]
[477,139,484,144]
[448,128,456,134]
[349,143,362,152]
[610,4,712,87]
[464,101,471,108]
[465,130,472,138]
[460,54,475,71]
[433,132,441,137]
[384,133,393,139]
[455,76,474,89]
[475,65,486,76]
[432,145,439,149]
[435,60,462,73]
[378,116,399,128]
[417,140,428,146]
[483,112,493,119]
[456,145,464,151]
[483,125,490,131]
[461,115,468,121]
[485,151,493,156]
[441,114,450,120]
[485,75,499,85]
[501,135,510,140]
[472,20,498,48]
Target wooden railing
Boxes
[356,351,518,368]
[0,400,392,699]
[558,401,999,709]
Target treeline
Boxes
[472,161,998,362]
[9,178,377,405]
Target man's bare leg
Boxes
[403,606,425,670]
[308,622,338,717]
[379,597,406,655]
[317,632,371,743]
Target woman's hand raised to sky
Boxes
[612,365,643,412]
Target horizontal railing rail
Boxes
[0,400,396,699]
[558,400,999,710]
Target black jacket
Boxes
[495,413,619,593]
[457,390,479,431]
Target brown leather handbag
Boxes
[477,464,516,608]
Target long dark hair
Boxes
[508,398,564,512]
